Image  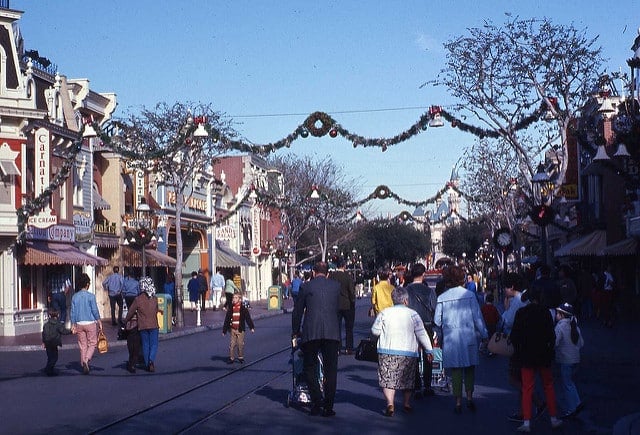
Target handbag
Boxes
[487,331,513,356]
[125,315,138,331]
[355,337,378,363]
[97,329,109,354]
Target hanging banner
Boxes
[28,128,57,228]
[135,169,145,207]
[35,128,50,197]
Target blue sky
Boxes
[13,0,640,216]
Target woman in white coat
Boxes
[435,265,488,414]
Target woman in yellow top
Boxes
[372,268,395,314]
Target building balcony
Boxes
[93,222,118,235]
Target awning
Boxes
[554,230,607,257]
[216,241,255,268]
[0,157,20,176]
[122,246,176,267]
[19,241,109,266]
[0,143,20,176]
[93,185,111,210]
[601,238,638,256]
[93,234,119,248]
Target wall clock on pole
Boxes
[493,227,513,252]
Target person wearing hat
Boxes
[554,303,584,419]
[510,287,562,432]
[124,277,162,372]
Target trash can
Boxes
[267,285,282,311]
[157,294,173,333]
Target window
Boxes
[0,178,11,206]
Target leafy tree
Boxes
[435,16,604,230]
[111,102,235,327]
[354,219,430,270]
[441,221,487,261]
[268,154,359,263]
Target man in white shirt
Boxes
[210,270,225,311]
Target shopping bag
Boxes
[487,332,513,356]
[355,337,378,363]
[97,329,109,354]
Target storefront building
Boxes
[214,155,284,301]
[0,6,116,335]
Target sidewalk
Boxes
[0,297,295,352]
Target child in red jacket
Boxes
[222,293,255,364]
[481,293,501,354]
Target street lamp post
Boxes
[308,184,328,261]
[123,198,158,278]
[275,231,285,287]
[351,248,358,281]
[531,163,556,266]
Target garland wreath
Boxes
[125,228,155,246]
[304,111,334,137]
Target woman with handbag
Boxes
[371,286,433,417]
[124,277,162,373]
[70,273,102,375]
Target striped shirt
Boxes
[231,303,241,330]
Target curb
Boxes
[0,307,292,353]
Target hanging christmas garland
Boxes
[440,106,543,140]
[11,101,547,247]
[250,182,479,216]
[206,103,548,154]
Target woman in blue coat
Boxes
[434,265,488,414]
[187,271,200,311]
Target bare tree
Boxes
[435,16,604,229]
[109,102,235,327]
[268,154,360,262]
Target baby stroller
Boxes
[430,346,450,392]
[286,338,324,409]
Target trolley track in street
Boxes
[89,344,292,434]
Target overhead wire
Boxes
[230,106,429,119]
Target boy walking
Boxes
[222,293,255,364]
[42,309,71,376]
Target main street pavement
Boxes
[0,296,639,434]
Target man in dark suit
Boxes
[329,257,356,355]
[292,261,341,417]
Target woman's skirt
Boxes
[378,353,417,390]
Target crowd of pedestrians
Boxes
[44,266,257,377]
[41,257,607,431]
[349,260,597,431]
